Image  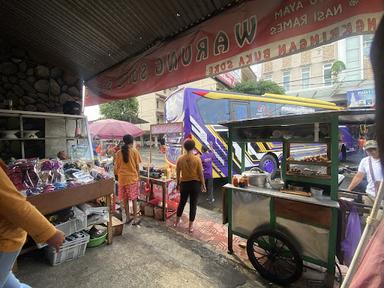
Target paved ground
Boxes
[17,214,267,288]
[16,149,359,287]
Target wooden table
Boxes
[27,178,114,244]
[140,176,177,221]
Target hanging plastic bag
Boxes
[341,207,362,266]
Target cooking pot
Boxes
[242,168,270,188]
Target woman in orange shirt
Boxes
[0,160,64,287]
[174,139,206,233]
[114,134,142,225]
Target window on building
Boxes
[231,69,241,82]
[263,74,272,82]
[345,36,362,81]
[282,71,290,91]
[363,35,373,57]
[301,67,310,89]
[323,63,332,86]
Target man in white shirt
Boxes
[348,140,382,206]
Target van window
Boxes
[196,98,230,124]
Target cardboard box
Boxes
[144,205,154,217]
[112,216,124,236]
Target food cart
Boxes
[222,109,375,286]
[139,122,183,220]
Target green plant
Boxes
[99,98,139,122]
[230,80,285,95]
[331,60,346,78]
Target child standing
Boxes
[114,134,142,225]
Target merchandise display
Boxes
[6,158,112,197]
[8,158,40,194]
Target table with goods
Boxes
[0,110,118,266]
[222,109,375,286]
[137,122,183,221]
[7,157,116,265]
[138,166,179,221]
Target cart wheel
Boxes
[247,228,303,286]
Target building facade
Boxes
[252,35,375,106]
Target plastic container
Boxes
[45,231,89,266]
[78,203,109,226]
[166,200,178,211]
[56,207,87,236]
[310,187,324,198]
[87,233,107,248]
[37,207,86,249]
[78,204,109,216]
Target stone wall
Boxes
[0,40,81,113]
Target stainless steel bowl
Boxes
[242,168,270,188]
[269,179,284,190]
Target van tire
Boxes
[259,154,278,177]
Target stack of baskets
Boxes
[43,204,110,265]
[44,207,88,265]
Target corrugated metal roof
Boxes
[0,0,243,80]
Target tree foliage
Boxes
[331,60,346,78]
[230,80,285,95]
[99,98,139,122]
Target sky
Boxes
[84,105,100,121]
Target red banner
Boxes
[85,0,384,105]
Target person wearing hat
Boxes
[348,140,383,206]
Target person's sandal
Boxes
[125,218,134,225]
[132,219,141,226]
[173,217,181,227]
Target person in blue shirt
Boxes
[200,145,215,203]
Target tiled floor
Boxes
[163,210,346,288]
[165,213,251,267]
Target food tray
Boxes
[281,189,312,197]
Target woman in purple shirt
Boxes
[200,146,214,203]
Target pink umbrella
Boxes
[89,119,144,139]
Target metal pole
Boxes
[148,131,152,179]
[240,142,245,173]
[85,116,94,161]
[227,127,233,254]
[341,181,384,288]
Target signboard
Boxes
[150,122,183,135]
[347,88,376,108]
[215,71,239,88]
[86,0,384,105]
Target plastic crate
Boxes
[78,203,109,226]
[37,207,87,249]
[78,203,109,216]
[45,231,90,266]
[56,207,87,236]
